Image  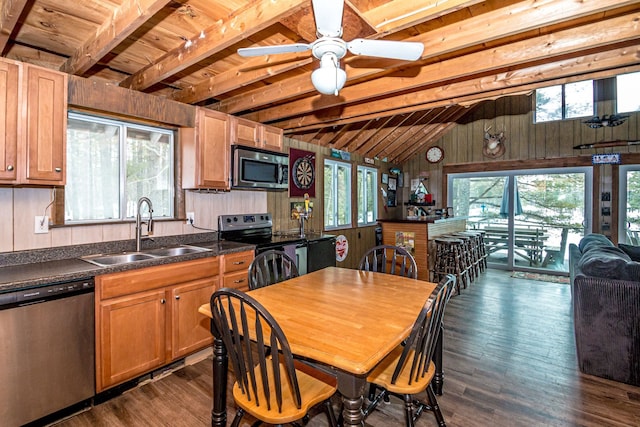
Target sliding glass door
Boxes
[619,165,640,244]
[449,167,592,274]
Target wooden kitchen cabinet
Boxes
[95,257,219,391]
[0,58,67,185]
[181,107,230,190]
[230,116,284,152]
[170,278,216,359]
[98,289,167,390]
[220,250,254,291]
[0,60,19,182]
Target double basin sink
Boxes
[80,244,211,268]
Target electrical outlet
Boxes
[186,212,195,225]
[35,216,49,234]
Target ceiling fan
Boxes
[583,114,629,128]
[237,0,424,96]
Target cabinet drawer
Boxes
[223,270,250,292]
[98,257,219,300]
[222,251,254,274]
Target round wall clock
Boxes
[293,156,314,189]
[426,146,444,163]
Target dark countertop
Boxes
[0,233,254,293]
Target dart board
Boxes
[293,156,314,190]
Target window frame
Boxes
[534,80,594,123]
[65,112,176,224]
[357,165,378,226]
[324,158,352,231]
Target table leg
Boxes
[336,372,367,426]
[211,324,228,427]
[432,324,444,396]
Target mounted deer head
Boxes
[483,126,506,158]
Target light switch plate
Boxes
[35,216,49,234]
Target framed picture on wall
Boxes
[388,177,397,191]
[382,173,389,184]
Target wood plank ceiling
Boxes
[2,0,639,163]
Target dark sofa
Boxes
[569,234,640,386]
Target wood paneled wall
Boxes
[402,77,640,240]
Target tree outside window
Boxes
[66,113,174,223]
[357,166,377,225]
[535,80,593,123]
[324,159,351,229]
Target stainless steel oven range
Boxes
[218,213,307,274]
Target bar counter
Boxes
[377,217,467,281]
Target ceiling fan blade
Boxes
[347,39,424,61]
[237,43,310,57]
[312,0,344,38]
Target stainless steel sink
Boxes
[81,252,159,267]
[144,245,211,257]
[80,245,211,267]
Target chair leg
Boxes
[403,394,415,427]
[368,383,377,401]
[426,385,446,427]
[324,399,338,427]
[230,408,245,427]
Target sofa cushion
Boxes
[579,233,614,254]
[578,246,632,280]
[619,243,640,262]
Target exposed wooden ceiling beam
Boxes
[120,0,308,90]
[336,115,397,152]
[172,53,313,104]
[354,113,422,156]
[59,0,171,75]
[214,0,637,115]
[277,40,640,133]
[245,12,640,124]
[384,107,467,162]
[372,108,451,159]
[364,0,482,34]
[0,0,28,53]
[365,111,434,158]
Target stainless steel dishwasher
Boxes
[0,278,95,426]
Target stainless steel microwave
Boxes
[231,145,289,190]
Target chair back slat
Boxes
[358,244,418,279]
[249,250,300,290]
[391,274,455,385]
[211,288,303,413]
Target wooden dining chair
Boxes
[358,244,418,279]
[363,274,456,427]
[248,249,299,290]
[210,288,338,427]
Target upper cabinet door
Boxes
[23,64,67,185]
[262,124,284,152]
[231,116,260,147]
[196,108,231,190]
[0,60,19,183]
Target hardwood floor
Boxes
[56,270,640,427]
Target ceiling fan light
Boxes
[311,54,346,96]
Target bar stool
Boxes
[454,231,487,278]
[447,232,477,282]
[431,237,469,294]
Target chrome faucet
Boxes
[136,197,154,251]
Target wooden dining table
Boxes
[198,266,443,427]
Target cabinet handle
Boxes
[160,298,166,304]
[6,165,13,171]
[234,279,246,284]
[175,295,180,300]
[55,167,62,172]
[233,261,245,265]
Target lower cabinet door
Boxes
[98,289,167,391]
[171,277,217,359]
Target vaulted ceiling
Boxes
[2,0,639,163]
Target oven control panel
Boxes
[218,213,272,232]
